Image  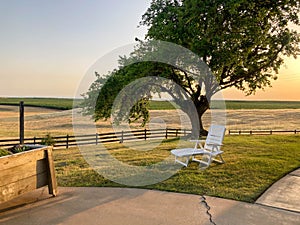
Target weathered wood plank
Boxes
[45,147,58,196]
[0,171,48,203]
[0,148,46,171]
[0,159,47,187]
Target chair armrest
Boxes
[205,143,223,152]
[190,139,206,150]
[190,139,205,143]
[205,142,223,146]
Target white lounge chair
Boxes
[171,124,226,168]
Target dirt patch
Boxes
[224,109,300,130]
[149,109,300,131]
[0,105,61,118]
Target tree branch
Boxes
[182,69,196,95]
[170,68,193,97]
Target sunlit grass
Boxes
[53,135,300,203]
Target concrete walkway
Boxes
[256,168,300,213]
[0,169,299,225]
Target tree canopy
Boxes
[141,0,300,94]
[82,0,300,134]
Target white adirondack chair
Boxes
[171,124,226,169]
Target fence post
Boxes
[184,129,186,136]
[66,134,69,149]
[176,129,178,137]
[121,131,124,143]
[96,133,98,145]
[250,130,252,135]
[165,128,168,139]
[144,129,147,140]
[34,136,36,145]
[19,101,24,145]
[295,130,297,134]
[270,130,272,135]
[228,130,231,135]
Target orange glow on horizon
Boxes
[222,57,300,101]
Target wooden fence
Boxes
[0,128,191,149]
[1,128,299,149]
[228,129,300,135]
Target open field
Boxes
[0,105,300,138]
[54,135,300,203]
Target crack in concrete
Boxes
[200,195,216,225]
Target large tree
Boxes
[82,0,300,135]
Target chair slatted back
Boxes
[204,125,226,152]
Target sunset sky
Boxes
[0,0,299,100]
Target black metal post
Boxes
[66,134,69,149]
[19,101,24,145]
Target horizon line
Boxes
[1,95,300,102]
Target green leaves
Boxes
[141,0,300,94]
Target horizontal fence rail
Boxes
[0,128,192,149]
[228,129,300,135]
[1,128,299,149]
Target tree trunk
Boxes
[180,95,210,138]
[195,95,210,137]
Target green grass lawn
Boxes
[53,135,300,203]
